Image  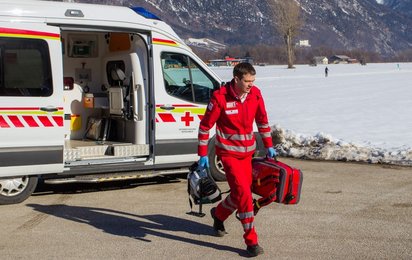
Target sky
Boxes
[211,62,412,166]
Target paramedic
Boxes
[197,62,276,257]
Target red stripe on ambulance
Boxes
[158,113,176,122]
[52,116,64,127]
[8,116,24,127]
[0,115,10,128]
[38,116,54,127]
[23,116,39,127]
[0,28,60,39]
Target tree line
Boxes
[193,44,410,65]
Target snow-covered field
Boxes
[211,63,412,166]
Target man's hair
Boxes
[233,62,256,79]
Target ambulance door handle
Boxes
[160,105,175,110]
[40,106,58,112]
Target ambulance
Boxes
[0,1,264,204]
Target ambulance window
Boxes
[161,52,219,104]
[0,38,52,97]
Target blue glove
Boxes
[199,156,209,168]
[266,147,277,158]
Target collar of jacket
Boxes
[219,79,258,100]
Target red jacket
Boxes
[198,80,273,158]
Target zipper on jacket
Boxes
[242,98,248,152]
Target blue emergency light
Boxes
[130,7,161,20]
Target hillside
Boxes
[67,0,412,57]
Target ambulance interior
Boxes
[62,30,150,165]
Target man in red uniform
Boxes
[197,62,276,257]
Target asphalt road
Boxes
[1,158,411,259]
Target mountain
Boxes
[378,0,412,17]
[66,0,412,57]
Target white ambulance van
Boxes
[0,1,264,204]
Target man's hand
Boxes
[199,156,209,168]
[266,147,277,158]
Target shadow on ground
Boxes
[26,203,246,256]
[33,174,187,197]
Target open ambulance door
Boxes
[152,39,220,167]
[0,23,64,204]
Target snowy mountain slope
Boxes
[379,0,412,17]
[70,0,412,56]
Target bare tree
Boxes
[268,0,302,68]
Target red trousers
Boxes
[214,156,257,246]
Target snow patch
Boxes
[271,125,412,166]
[185,38,226,52]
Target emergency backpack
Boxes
[187,162,222,217]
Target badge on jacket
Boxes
[207,102,213,111]
[226,102,237,108]
[225,109,238,115]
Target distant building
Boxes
[208,56,253,66]
[329,55,350,64]
[312,56,329,65]
[296,40,311,47]
[329,55,359,64]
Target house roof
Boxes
[331,55,350,59]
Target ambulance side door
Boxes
[0,23,64,177]
[152,39,220,164]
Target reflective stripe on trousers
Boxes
[214,156,258,246]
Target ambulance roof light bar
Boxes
[130,7,161,21]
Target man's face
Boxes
[234,73,256,95]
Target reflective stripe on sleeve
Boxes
[257,124,270,129]
[259,132,271,138]
[199,139,209,146]
[199,129,209,135]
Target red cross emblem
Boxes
[181,111,194,126]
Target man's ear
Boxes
[234,76,240,84]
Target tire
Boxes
[207,133,266,182]
[0,176,38,205]
[208,141,226,181]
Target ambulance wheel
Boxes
[0,176,38,205]
[208,146,226,181]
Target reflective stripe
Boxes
[242,222,254,230]
[238,211,254,220]
[199,139,208,146]
[259,132,271,138]
[216,140,256,153]
[216,129,254,141]
[257,124,269,129]
[222,196,237,211]
[226,196,237,209]
[199,129,209,135]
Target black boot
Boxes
[210,207,226,237]
[246,244,264,257]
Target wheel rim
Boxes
[214,156,226,176]
[0,176,29,197]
